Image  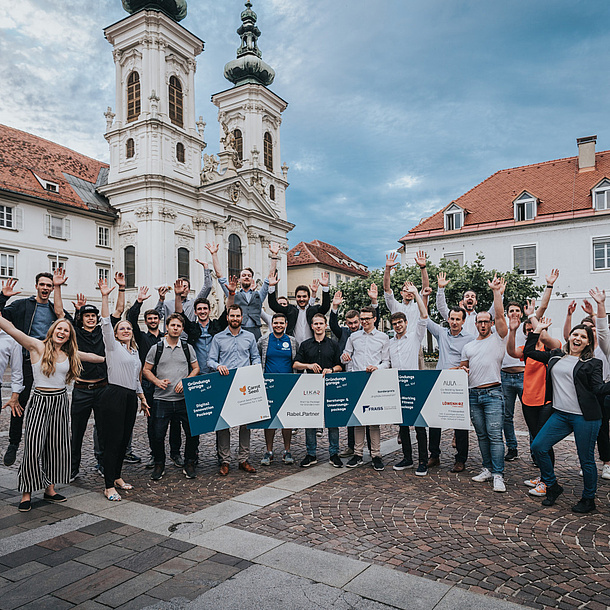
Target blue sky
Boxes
[2,1,610,268]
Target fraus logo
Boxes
[362,405,383,413]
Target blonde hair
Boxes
[41,319,82,383]
[114,320,138,352]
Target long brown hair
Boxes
[41,319,82,383]
[114,320,138,352]
[564,324,595,361]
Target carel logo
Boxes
[239,386,247,395]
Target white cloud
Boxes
[387,174,421,189]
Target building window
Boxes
[126,138,135,159]
[514,192,537,221]
[177,247,190,281]
[97,266,110,283]
[51,259,65,273]
[233,129,243,160]
[0,252,15,277]
[593,237,610,270]
[336,274,342,284]
[593,179,610,211]
[444,206,463,231]
[176,142,185,163]
[443,252,464,265]
[45,214,71,240]
[127,71,141,123]
[97,226,110,248]
[228,234,242,278]
[269,184,275,201]
[125,245,136,288]
[513,245,537,275]
[0,206,13,228]
[264,132,273,171]
[169,76,183,127]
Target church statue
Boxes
[220,122,236,152]
[121,0,187,22]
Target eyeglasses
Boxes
[360,317,374,321]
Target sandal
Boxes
[114,482,133,490]
[104,491,122,502]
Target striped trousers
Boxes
[18,389,70,492]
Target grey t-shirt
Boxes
[146,339,197,401]
[550,355,581,415]
[30,303,54,340]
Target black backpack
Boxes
[151,340,193,376]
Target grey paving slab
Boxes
[188,525,284,561]
[187,499,259,525]
[232,485,293,507]
[256,541,369,588]
[0,513,102,557]
[267,467,345,492]
[94,501,180,530]
[116,594,161,610]
[75,543,136,569]
[344,564,451,610]
[154,556,197,575]
[54,565,137,605]
[38,545,88,567]
[0,543,53,567]
[75,531,125,550]
[114,545,180,573]
[1,560,48,581]
[434,587,528,610]
[19,594,74,610]
[184,564,395,610]
[115,531,166,551]
[65,491,123,513]
[96,569,170,607]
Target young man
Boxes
[0,269,69,466]
[460,275,508,493]
[0,329,23,418]
[208,304,262,475]
[268,271,330,343]
[342,306,390,471]
[258,313,299,465]
[387,285,429,475]
[207,241,279,340]
[144,313,200,480]
[293,313,343,467]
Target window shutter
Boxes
[14,208,23,231]
[44,214,51,236]
[64,218,71,240]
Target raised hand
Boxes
[332,290,343,308]
[536,317,552,332]
[368,283,378,301]
[405,284,419,297]
[174,279,186,296]
[385,252,399,269]
[267,270,279,287]
[309,279,320,296]
[488,274,505,293]
[227,275,239,293]
[404,280,415,291]
[546,268,559,286]
[319,271,330,288]
[195,258,209,269]
[509,316,521,331]
[567,300,577,316]
[523,299,536,317]
[53,266,68,286]
[437,272,450,289]
[1,278,20,299]
[414,250,427,269]
[71,293,86,310]
[589,287,606,304]
[269,241,280,257]
[98,278,114,297]
[137,286,150,303]
[205,242,219,255]
[581,299,595,316]
[421,286,432,297]
[114,271,125,288]
[158,285,169,301]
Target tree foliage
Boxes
[335,253,543,324]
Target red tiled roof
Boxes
[400,150,610,242]
[287,240,369,277]
[0,123,111,213]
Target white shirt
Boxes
[343,328,390,372]
[101,317,143,394]
[435,287,479,336]
[389,317,427,370]
[0,331,24,393]
[384,291,421,334]
[294,307,312,345]
[461,332,507,388]
[595,316,610,381]
[502,319,527,369]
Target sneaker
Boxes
[183,461,196,479]
[471,468,492,482]
[524,477,540,488]
[95,463,104,477]
[346,455,363,468]
[300,455,318,468]
[529,481,547,496]
[427,456,440,468]
[145,456,155,469]
[603,464,610,480]
[261,451,273,466]
[372,457,384,471]
[415,463,428,476]
[171,454,185,468]
[572,497,596,513]
[316,429,323,437]
[339,447,354,458]
[579,469,583,476]
[542,482,564,506]
[505,448,518,462]
[123,452,141,464]
[493,474,506,492]
[282,451,294,465]
[393,458,414,471]
[329,454,343,468]
[69,470,79,483]
[4,444,17,467]
[150,464,165,481]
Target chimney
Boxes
[577,135,597,172]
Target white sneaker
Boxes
[603,464,610,480]
[528,481,547,496]
[471,468,492,482]
[579,469,583,477]
[524,477,540,488]
[493,474,506,492]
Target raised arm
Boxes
[52,266,68,319]
[507,316,524,360]
[174,279,186,314]
[155,286,170,320]
[523,317,554,363]
[405,282,428,320]
[267,271,289,314]
[383,252,398,294]
[436,272,450,321]
[206,242,224,280]
[268,241,280,278]
[99,278,115,320]
[563,300,576,341]
[193,259,213,300]
[0,279,21,314]
[489,275,507,337]
[414,250,429,304]
[113,272,126,318]
[329,290,343,340]
[535,269,559,319]
[318,272,330,314]
[591,287,609,358]
[0,314,41,355]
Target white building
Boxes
[399,136,610,333]
[0,2,293,310]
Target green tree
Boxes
[335,253,542,324]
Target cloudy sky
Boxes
[2,1,610,268]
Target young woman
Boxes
[98,279,149,501]
[525,317,610,513]
[0,314,103,511]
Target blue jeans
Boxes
[501,371,523,451]
[531,411,601,499]
[305,428,339,457]
[469,386,505,474]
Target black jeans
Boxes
[428,428,469,464]
[596,396,610,462]
[522,403,555,465]
[399,426,428,464]
[152,399,199,465]
[70,386,105,474]
[143,380,181,457]
[8,358,33,447]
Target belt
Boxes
[472,383,501,390]
[74,380,108,390]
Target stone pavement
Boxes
[0,408,608,609]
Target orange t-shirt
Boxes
[521,344,548,407]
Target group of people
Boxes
[1,243,609,516]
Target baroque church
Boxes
[0,1,293,311]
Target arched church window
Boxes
[177,247,190,280]
[169,76,183,127]
[176,142,185,163]
[228,234,242,278]
[126,138,135,159]
[124,245,136,288]
[264,132,273,171]
[269,184,275,201]
[127,72,140,123]
[233,129,243,160]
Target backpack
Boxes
[151,340,193,376]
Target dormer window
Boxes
[444,204,463,231]
[593,179,610,210]
[514,192,537,221]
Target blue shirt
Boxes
[427,319,475,370]
[208,327,261,371]
[265,333,294,373]
[193,321,213,373]
[30,303,54,340]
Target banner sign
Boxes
[398,369,471,429]
[324,369,402,428]
[183,364,270,435]
[249,374,325,430]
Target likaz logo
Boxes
[303,390,321,396]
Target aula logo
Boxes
[362,405,383,412]
[303,390,321,396]
[443,380,457,386]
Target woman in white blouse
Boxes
[98,279,149,501]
